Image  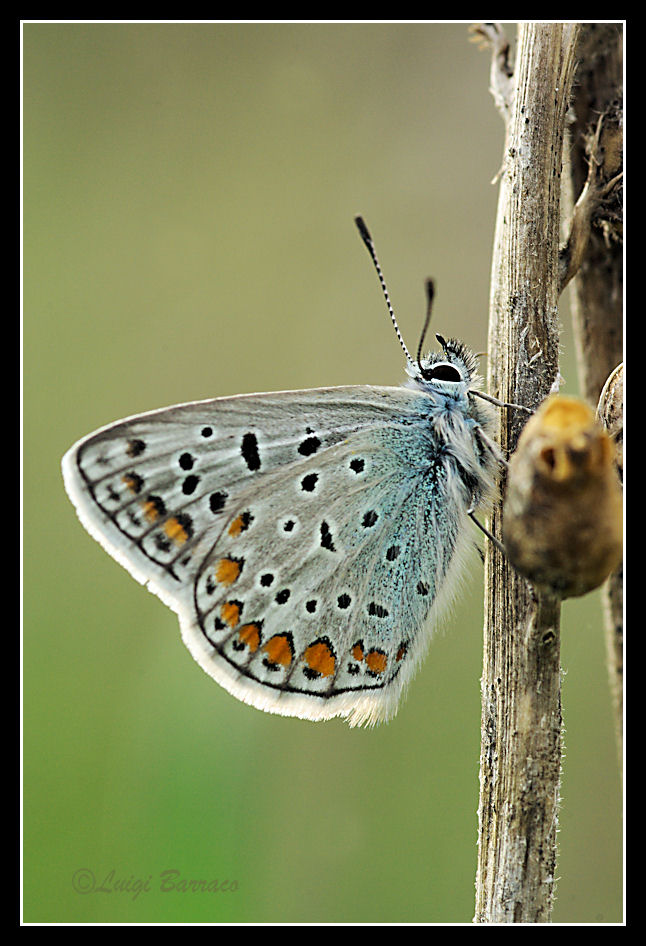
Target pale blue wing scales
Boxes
[63,385,478,726]
[186,423,475,726]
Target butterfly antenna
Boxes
[416,278,435,371]
[355,216,414,366]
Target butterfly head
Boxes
[406,333,480,396]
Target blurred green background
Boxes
[23,22,622,923]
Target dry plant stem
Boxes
[564,23,623,771]
[566,24,622,402]
[559,149,622,293]
[604,559,624,768]
[474,23,580,924]
[470,23,514,122]
[596,364,624,766]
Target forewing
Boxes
[62,387,426,608]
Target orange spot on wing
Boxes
[125,439,145,458]
[215,558,242,585]
[220,601,241,627]
[303,640,336,677]
[262,634,293,667]
[238,624,261,653]
[365,650,387,675]
[122,473,142,494]
[351,642,364,662]
[228,512,250,537]
[141,499,161,522]
[164,517,189,545]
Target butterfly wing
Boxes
[63,386,480,726]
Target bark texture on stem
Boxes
[564,23,623,770]
[567,25,623,403]
[474,23,580,924]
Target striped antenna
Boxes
[415,278,435,371]
[354,216,414,366]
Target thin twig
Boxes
[469,23,514,124]
[597,364,624,769]
[559,111,623,293]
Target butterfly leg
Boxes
[467,507,507,556]
[474,425,508,471]
[470,389,534,414]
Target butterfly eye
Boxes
[424,363,462,383]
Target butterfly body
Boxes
[63,336,497,726]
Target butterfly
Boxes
[62,218,501,727]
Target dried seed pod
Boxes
[503,394,623,598]
[596,363,623,481]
